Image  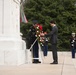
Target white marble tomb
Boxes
[0,0,26,65]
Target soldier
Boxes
[29,20,41,63]
[70,33,76,58]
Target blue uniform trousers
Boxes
[32,41,39,62]
[71,47,75,58]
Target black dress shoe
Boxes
[32,61,41,64]
[32,62,38,63]
[50,62,58,64]
[37,61,41,63]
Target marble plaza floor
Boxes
[0,51,76,75]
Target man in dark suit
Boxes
[45,20,58,64]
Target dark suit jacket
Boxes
[45,25,58,44]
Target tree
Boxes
[20,0,76,51]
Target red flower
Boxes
[36,24,43,31]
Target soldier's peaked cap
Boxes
[32,20,38,24]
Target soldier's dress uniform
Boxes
[29,25,41,63]
[70,36,76,58]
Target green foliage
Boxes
[21,0,76,51]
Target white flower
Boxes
[35,35,37,37]
[36,27,39,29]
[37,31,39,33]
[40,40,41,41]
[39,35,40,37]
